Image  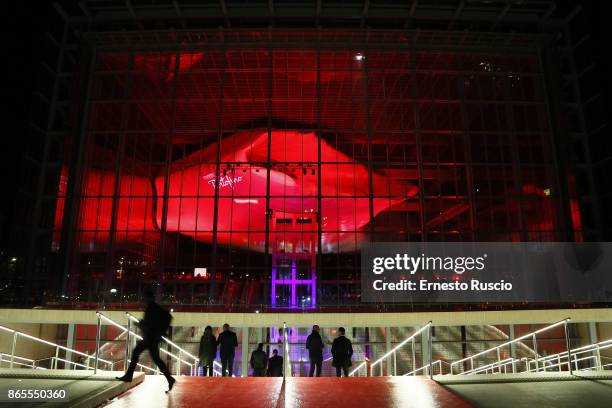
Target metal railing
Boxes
[95,312,198,376]
[524,338,612,373]
[450,318,572,375]
[0,324,113,371]
[349,321,433,378]
[404,360,448,376]
[0,353,47,370]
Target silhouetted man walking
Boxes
[117,290,176,392]
[217,323,238,376]
[331,327,353,377]
[306,324,324,377]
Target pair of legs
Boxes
[253,368,266,377]
[309,358,323,377]
[119,337,176,391]
[200,365,214,376]
[220,357,234,376]
[335,364,349,377]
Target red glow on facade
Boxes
[67,129,418,252]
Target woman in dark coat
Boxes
[198,325,217,376]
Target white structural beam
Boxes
[1,308,612,327]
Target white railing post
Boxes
[532,334,538,372]
[564,319,573,375]
[282,322,288,380]
[393,349,397,376]
[124,315,131,372]
[10,332,17,369]
[428,324,433,379]
[595,345,602,370]
[411,337,416,373]
[94,312,102,374]
[53,346,59,369]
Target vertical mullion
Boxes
[156,49,181,299]
[103,53,134,301]
[263,45,273,307]
[316,46,323,309]
[60,44,98,298]
[210,47,226,302]
[410,39,426,242]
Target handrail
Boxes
[0,324,112,370]
[404,360,444,376]
[109,357,158,373]
[538,339,612,363]
[96,312,196,375]
[462,358,516,375]
[449,318,570,374]
[126,313,199,361]
[0,353,39,369]
[486,324,540,358]
[525,338,612,372]
[349,321,433,377]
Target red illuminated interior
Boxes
[70,129,418,252]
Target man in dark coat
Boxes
[305,324,324,377]
[331,327,353,377]
[267,349,283,377]
[217,323,238,376]
[198,325,217,376]
[250,343,267,377]
[117,290,176,392]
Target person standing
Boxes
[116,290,176,392]
[306,325,324,377]
[198,325,217,376]
[267,349,283,377]
[250,343,267,377]
[217,323,238,376]
[331,327,353,377]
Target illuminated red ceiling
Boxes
[74,129,418,252]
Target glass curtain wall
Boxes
[56,33,571,308]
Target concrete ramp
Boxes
[0,369,144,408]
[103,376,469,408]
[438,371,612,408]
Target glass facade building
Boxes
[9,0,610,311]
[38,30,581,308]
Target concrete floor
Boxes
[439,372,612,408]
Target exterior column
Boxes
[588,322,599,369]
[385,327,392,376]
[509,325,517,372]
[241,327,249,377]
[421,327,430,376]
[66,323,75,367]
